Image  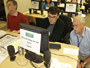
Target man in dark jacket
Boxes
[40,6,65,42]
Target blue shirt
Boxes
[70,26,90,57]
[42,2,54,11]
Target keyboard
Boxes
[49,43,61,49]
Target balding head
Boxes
[73,15,85,36]
[74,15,85,24]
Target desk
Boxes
[0,31,79,68]
[23,11,48,27]
[23,11,47,19]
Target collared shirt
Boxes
[10,11,18,16]
[70,26,90,57]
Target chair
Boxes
[59,15,73,44]
[25,14,36,26]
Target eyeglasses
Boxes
[72,24,82,28]
[48,16,57,20]
[6,4,12,7]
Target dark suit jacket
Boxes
[40,18,65,42]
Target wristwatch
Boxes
[83,62,86,65]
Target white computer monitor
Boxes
[65,2,78,13]
[19,23,49,63]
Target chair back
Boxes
[59,15,72,43]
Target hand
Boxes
[12,30,19,34]
[7,29,11,32]
[77,62,81,68]
[81,62,85,68]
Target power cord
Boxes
[14,51,79,67]
[51,52,79,62]
[30,60,45,68]
[14,53,79,67]
[30,60,38,68]
[15,59,28,66]
[0,46,29,66]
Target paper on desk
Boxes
[82,14,86,17]
[0,36,19,64]
[11,39,20,53]
[4,39,20,53]
[0,30,7,36]
[50,58,72,68]
[52,0,58,2]
[0,47,8,64]
[63,48,79,55]
[60,3,64,7]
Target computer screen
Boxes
[64,2,78,17]
[65,2,78,13]
[31,0,43,14]
[19,23,49,63]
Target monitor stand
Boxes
[68,13,72,17]
[33,10,39,14]
[25,50,43,63]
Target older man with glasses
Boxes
[40,6,65,42]
[70,15,90,68]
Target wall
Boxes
[4,0,31,18]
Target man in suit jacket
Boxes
[40,6,65,42]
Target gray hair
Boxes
[74,15,85,24]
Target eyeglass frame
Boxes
[72,23,83,28]
[48,15,58,20]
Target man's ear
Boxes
[57,15,60,19]
[83,23,85,26]
[14,5,17,10]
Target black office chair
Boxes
[58,15,73,44]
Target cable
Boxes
[30,61,38,68]
[14,52,79,67]
[51,52,79,62]
[39,64,45,68]
[0,46,29,66]
[15,59,28,66]
[30,60,45,68]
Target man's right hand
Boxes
[77,62,81,68]
[7,29,11,32]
